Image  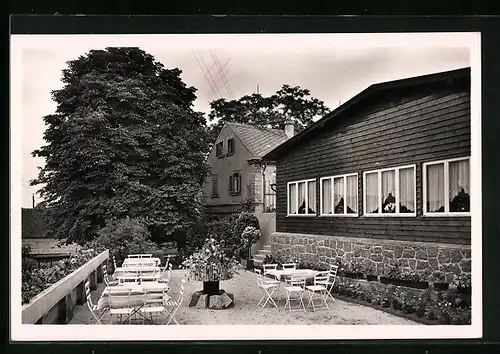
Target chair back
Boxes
[289,276,306,289]
[139,274,159,283]
[112,255,117,270]
[282,263,296,271]
[328,265,339,283]
[254,268,264,287]
[263,264,278,275]
[85,280,93,306]
[314,271,330,286]
[128,254,153,259]
[176,278,186,303]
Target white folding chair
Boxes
[85,280,104,324]
[164,278,186,325]
[141,287,168,323]
[255,269,278,309]
[102,264,118,286]
[315,265,338,303]
[284,276,306,313]
[306,271,330,311]
[108,288,145,324]
[262,264,281,301]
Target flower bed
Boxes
[22,246,101,305]
[332,276,471,325]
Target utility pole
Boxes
[32,194,35,208]
[257,84,259,94]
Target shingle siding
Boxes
[276,86,471,245]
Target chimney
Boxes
[284,118,294,139]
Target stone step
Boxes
[263,245,271,251]
[257,249,271,255]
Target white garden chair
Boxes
[255,269,278,309]
[315,265,338,303]
[102,264,118,287]
[108,288,146,324]
[305,271,330,311]
[85,280,104,324]
[284,276,306,313]
[162,278,186,325]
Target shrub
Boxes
[95,217,159,265]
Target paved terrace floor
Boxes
[71,267,420,325]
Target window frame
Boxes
[363,164,417,217]
[211,174,219,198]
[423,156,471,217]
[227,138,234,156]
[215,141,224,158]
[286,178,317,217]
[319,173,359,217]
[229,171,241,196]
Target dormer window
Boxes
[215,141,224,158]
[227,138,234,156]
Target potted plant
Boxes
[432,272,449,291]
[240,226,261,270]
[182,238,240,296]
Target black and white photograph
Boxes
[10,31,482,341]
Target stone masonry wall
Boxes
[271,232,471,283]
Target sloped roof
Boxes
[263,67,470,160]
[226,122,289,159]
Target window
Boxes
[227,138,234,156]
[320,173,358,216]
[287,179,317,216]
[215,141,224,158]
[211,175,219,198]
[229,172,241,195]
[423,157,470,215]
[363,165,416,216]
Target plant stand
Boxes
[203,281,220,296]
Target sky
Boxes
[14,34,473,208]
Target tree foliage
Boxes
[32,47,210,244]
[207,84,331,144]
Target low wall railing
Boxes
[22,249,109,324]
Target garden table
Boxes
[122,258,160,267]
[114,266,161,277]
[266,269,320,283]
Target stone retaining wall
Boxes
[270,232,471,282]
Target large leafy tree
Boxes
[32,47,210,244]
[207,84,331,144]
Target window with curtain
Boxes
[287,179,316,216]
[320,173,358,216]
[364,165,416,216]
[424,157,470,215]
[321,178,332,214]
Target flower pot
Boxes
[344,272,364,279]
[202,281,220,296]
[379,277,392,285]
[366,274,378,282]
[433,282,449,291]
[379,277,428,289]
[245,259,254,271]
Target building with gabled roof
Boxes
[203,121,293,218]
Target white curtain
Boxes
[289,184,297,214]
[333,177,344,214]
[346,175,358,214]
[381,170,395,213]
[298,182,306,214]
[399,167,415,213]
[426,163,445,212]
[308,181,316,213]
[449,159,470,212]
[365,172,378,213]
[449,159,470,197]
[322,178,332,214]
